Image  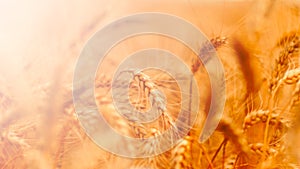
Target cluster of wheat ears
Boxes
[1,1,300,169]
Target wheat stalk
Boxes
[263,32,300,159]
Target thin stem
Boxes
[222,140,227,169]
[211,139,227,163]
[200,144,214,169]
[264,83,281,156]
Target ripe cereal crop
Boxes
[1,0,300,168]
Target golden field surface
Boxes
[1,0,300,168]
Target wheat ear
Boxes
[243,110,282,131]
[218,117,250,154]
[170,136,195,169]
[192,36,227,73]
[280,68,300,85]
[269,34,300,92]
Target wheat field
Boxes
[1,0,300,169]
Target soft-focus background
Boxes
[1,0,300,169]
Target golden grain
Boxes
[1,1,300,169]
